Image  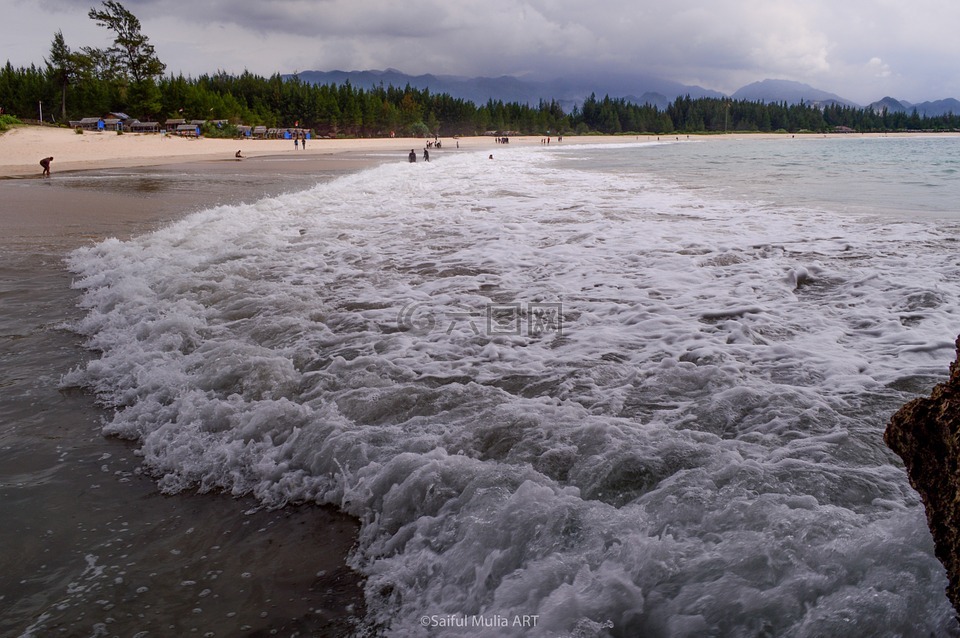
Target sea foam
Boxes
[65,143,960,636]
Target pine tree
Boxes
[45,31,85,121]
[88,1,165,84]
[87,1,165,116]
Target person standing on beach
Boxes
[294,137,299,150]
[409,149,417,163]
[423,148,430,162]
[40,157,53,177]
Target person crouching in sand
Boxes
[40,156,53,177]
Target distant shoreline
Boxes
[4,125,958,179]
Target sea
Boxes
[5,136,960,637]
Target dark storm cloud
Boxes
[7,0,960,103]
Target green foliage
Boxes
[0,114,23,132]
[201,121,240,138]
[409,121,430,137]
[87,1,165,83]
[575,93,672,134]
[128,77,162,118]
[45,30,92,121]
[81,1,165,116]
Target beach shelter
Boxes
[129,121,160,133]
[175,123,198,137]
[72,117,105,131]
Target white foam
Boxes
[65,144,960,635]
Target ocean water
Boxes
[0,160,368,638]
[62,138,960,636]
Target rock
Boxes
[885,335,960,615]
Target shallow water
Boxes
[35,138,960,636]
[0,159,372,637]
[594,135,960,219]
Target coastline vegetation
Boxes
[0,114,22,132]
[1,1,958,138]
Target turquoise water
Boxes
[561,136,960,219]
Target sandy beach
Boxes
[0,125,543,635]
[0,133,389,635]
[3,125,959,635]
[3,125,956,179]
[0,126,499,178]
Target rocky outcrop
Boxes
[885,335,960,615]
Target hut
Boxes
[176,123,201,137]
[164,118,186,132]
[71,117,105,131]
[129,121,160,133]
[252,125,267,138]
[101,112,133,131]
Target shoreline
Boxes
[4,125,959,179]
[4,126,958,634]
[1,126,494,178]
[0,152,376,635]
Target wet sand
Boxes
[9,128,958,635]
[0,154,386,637]
[0,126,498,178]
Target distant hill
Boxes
[294,69,537,104]
[291,69,723,110]
[731,79,855,107]
[290,69,960,117]
[868,96,960,116]
[868,96,908,114]
[911,98,960,117]
[624,92,670,110]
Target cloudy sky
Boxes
[3,0,959,104]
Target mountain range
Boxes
[865,95,960,118]
[293,69,723,112]
[291,70,960,117]
[734,79,960,117]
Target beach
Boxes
[4,126,960,636]
[0,126,644,636]
[0,129,405,635]
[6,125,953,179]
[0,126,504,178]
[3,125,602,636]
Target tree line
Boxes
[2,1,959,137]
